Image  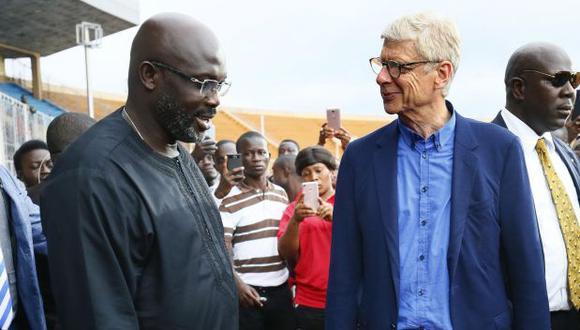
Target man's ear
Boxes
[434,61,453,90]
[510,77,526,101]
[139,61,160,91]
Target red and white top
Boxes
[277,194,335,309]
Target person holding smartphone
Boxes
[277,146,338,330]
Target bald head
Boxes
[128,13,224,94]
[505,42,571,87]
[504,42,576,135]
[125,13,227,145]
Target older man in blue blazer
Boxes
[326,13,550,330]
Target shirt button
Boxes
[419,255,425,261]
[422,152,427,159]
[420,220,427,226]
[421,186,428,193]
[418,289,424,296]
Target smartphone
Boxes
[227,154,243,171]
[326,108,341,131]
[302,182,319,210]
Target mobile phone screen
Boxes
[227,154,243,171]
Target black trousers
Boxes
[551,310,580,330]
[239,282,296,330]
[295,305,325,330]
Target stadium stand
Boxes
[0,0,138,169]
[0,83,64,117]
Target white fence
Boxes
[0,91,54,172]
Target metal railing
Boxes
[0,91,53,172]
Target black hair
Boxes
[273,154,296,171]
[46,112,96,155]
[236,131,266,152]
[217,139,235,148]
[279,139,300,149]
[295,146,337,175]
[13,140,48,171]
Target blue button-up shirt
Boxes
[396,106,456,330]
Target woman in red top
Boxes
[278,146,337,330]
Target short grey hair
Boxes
[381,12,461,96]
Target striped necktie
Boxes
[535,138,580,310]
[0,247,13,330]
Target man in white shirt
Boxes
[492,42,580,329]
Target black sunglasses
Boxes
[521,69,580,89]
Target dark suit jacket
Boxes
[326,112,550,330]
[491,112,580,202]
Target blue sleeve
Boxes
[25,191,47,255]
[499,138,550,329]
[326,147,363,329]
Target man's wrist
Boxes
[214,182,232,199]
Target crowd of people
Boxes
[0,10,578,330]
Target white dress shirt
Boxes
[501,109,579,311]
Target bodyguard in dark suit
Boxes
[492,42,580,330]
[326,13,550,330]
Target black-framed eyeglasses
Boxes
[149,61,231,96]
[521,69,580,89]
[369,57,439,79]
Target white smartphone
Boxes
[326,108,341,131]
[302,182,319,210]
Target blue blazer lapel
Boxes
[448,114,478,284]
[373,121,400,304]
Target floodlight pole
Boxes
[83,45,94,118]
[76,22,103,118]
